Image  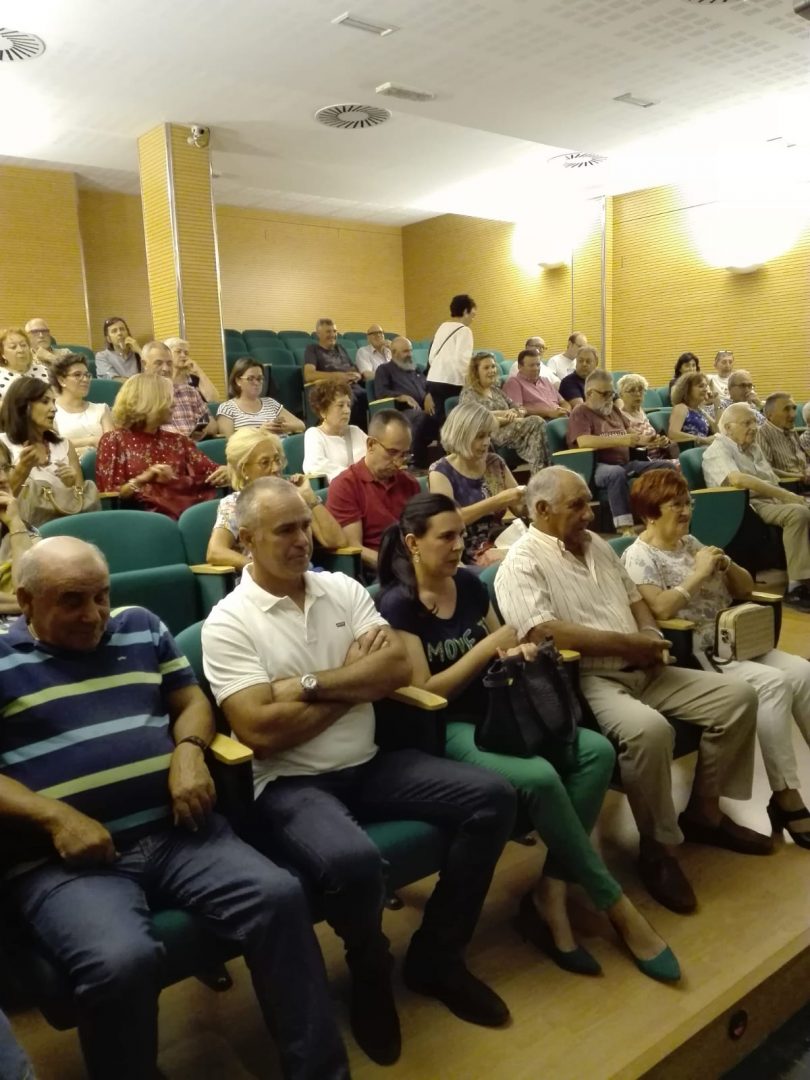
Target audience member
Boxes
[425,293,477,419]
[207,428,345,571]
[52,353,113,459]
[624,469,810,848]
[717,370,765,426]
[507,337,555,382]
[703,403,810,611]
[377,493,679,982]
[97,374,226,518]
[216,357,303,438]
[669,352,699,391]
[758,393,810,481]
[0,443,36,626]
[25,317,70,366]
[496,466,768,913]
[801,403,810,457]
[95,317,141,381]
[669,371,721,445]
[303,319,367,429]
[164,336,218,402]
[567,370,674,534]
[546,332,588,383]
[558,345,599,407]
[429,403,525,567]
[326,411,419,569]
[303,379,367,481]
[502,349,570,419]
[616,374,674,461]
[356,325,392,377]
[0,537,349,1080]
[708,350,735,398]
[0,327,50,398]
[202,477,517,1064]
[460,352,549,472]
[154,341,218,440]
[0,1008,35,1080]
[373,337,439,469]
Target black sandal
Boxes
[767,796,810,850]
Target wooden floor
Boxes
[12,609,810,1080]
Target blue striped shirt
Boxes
[0,607,196,847]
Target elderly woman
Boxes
[617,374,674,461]
[428,402,525,566]
[164,337,218,402]
[302,378,367,482]
[95,317,141,381]
[376,492,679,983]
[52,352,113,459]
[459,351,548,472]
[0,327,50,398]
[97,373,225,518]
[216,357,303,438]
[623,468,810,849]
[669,371,722,445]
[668,352,700,391]
[206,428,345,571]
[0,443,36,625]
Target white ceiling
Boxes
[1,0,808,225]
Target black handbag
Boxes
[475,638,581,758]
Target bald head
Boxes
[17,538,110,651]
[389,336,413,368]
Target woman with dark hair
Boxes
[52,353,113,459]
[376,492,679,983]
[302,378,366,482]
[624,468,810,849]
[95,317,142,381]
[0,441,36,625]
[668,352,700,391]
[216,357,302,437]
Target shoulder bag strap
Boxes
[431,323,464,360]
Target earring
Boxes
[413,550,421,564]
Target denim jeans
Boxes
[0,1009,33,1080]
[9,813,348,1080]
[594,459,675,527]
[253,749,516,974]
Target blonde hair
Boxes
[440,401,497,457]
[112,373,173,431]
[617,373,649,398]
[465,351,497,394]
[225,429,285,490]
[0,327,29,366]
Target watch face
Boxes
[301,674,318,693]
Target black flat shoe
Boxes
[512,892,601,976]
[767,796,810,850]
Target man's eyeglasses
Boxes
[29,327,50,334]
[591,388,614,399]
[373,440,412,462]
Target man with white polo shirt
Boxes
[546,331,588,383]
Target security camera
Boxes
[187,125,210,148]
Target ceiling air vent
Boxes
[0,28,46,62]
[376,82,435,103]
[331,12,399,36]
[314,103,392,130]
[547,151,606,169]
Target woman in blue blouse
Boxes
[669,371,722,446]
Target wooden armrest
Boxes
[99,491,120,499]
[778,475,804,484]
[330,546,362,555]
[370,397,396,406]
[189,564,236,575]
[560,649,581,661]
[209,733,253,764]
[389,686,447,711]
[692,487,741,495]
[751,590,781,602]
[551,448,593,457]
[657,618,695,631]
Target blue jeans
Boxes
[0,1009,33,1080]
[594,459,675,527]
[8,813,348,1080]
[253,750,516,974]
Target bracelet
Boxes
[175,735,209,753]
[640,626,665,638]
[673,585,692,602]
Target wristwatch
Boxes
[175,735,209,753]
[300,673,319,700]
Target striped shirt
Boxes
[495,525,641,671]
[0,606,196,854]
[216,397,283,429]
[756,421,809,478]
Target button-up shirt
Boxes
[95,348,140,380]
[702,433,782,510]
[502,373,565,412]
[355,344,391,377]
[756,421,809,478]
[495,526,641,671]
[167,383,210,437]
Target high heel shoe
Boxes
[767,796,810,850]
[512,892,602,976]
[621,941,681,984]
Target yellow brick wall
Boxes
[0,165,89,344]
[612,186,810,398]
[78,190,152,350]
[138,126,181,343]
[216,206,406,335]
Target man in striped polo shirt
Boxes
[0,537,348,1080]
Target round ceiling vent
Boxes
[0,28,46,62]
[548,151,607,169]
[314,103,392,130]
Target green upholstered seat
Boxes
[270,366,304,417]
[86,378,121,407]
[61,344,97,375]
[643,388,663,411]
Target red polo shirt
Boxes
[327,459,420,551]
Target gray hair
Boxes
[803,403,810,426]
[525,466,587,518]
[727,369,753,389]
[719,401,757,433]
[315,318,335,332]
[616,373,648,397]
[140,340,170,361]
[163,337,188,350]
[235,476,304,532]
[439,402,497,457]
[584,369,612,392]
[17,538,108,595]
[763,391,792,416]
[368,409,410,439]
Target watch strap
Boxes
[176,735,209,753]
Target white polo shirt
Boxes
[495,525,641,672]
[202,567,385,795]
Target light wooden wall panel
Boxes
[138,126,180,342]
[0,166,89,344]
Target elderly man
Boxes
[0,537,349,1080]
[141,340,217,442]
[757,393,810,482]
[557,345,599,407]
[716,370,765,426]
[303,319,367,429]
[202,477,516,1065]
[704,402,810,611]
[373,337,439,468]
[567,369,674,534]
[426,293,477,420]
[503,349,570,419]
[327,410,420,568]
[24,318,70,367]
[507,336,556,382]
[547,331,588,383]
[496,466,766,913]
[355,325,391,377]
[165,337,218,402]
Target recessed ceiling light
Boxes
[0,27,46,62]
[614,92,657,108]
[331,12,399,36]
[314,103,392,130]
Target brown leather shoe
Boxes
[638,847,697,914]
[678,812,773,856]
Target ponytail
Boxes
[375,491,459,613]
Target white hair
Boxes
[617,373,648,397]
[719,401,757,433]
[163,337,188,350]
[525,466,588,518]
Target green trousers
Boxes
[445,721,623,910]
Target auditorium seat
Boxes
[61,344,97,375]
[86,378,121,407]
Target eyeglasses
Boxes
[240,376,263,384]
[373,440,412,462]
[591,388,614,399]
[29,327,50,334]
[66,371,91,381]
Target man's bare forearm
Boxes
[0,775,67,835]
[276,648,411,706]
[232,700,350,757]
[526,619,630,658]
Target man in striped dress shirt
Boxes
[0,537,348,1080]
[496,467,769,916]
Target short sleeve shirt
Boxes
[304,343,356,375]
[567,404,630,464]
[502,374,564,410]
[703,434,781,509]
[326,460,420,551]
[0,362,51,398]
[559,372,585,403]
[216,397,283,429]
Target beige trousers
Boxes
[580,665,758,846]
[753,500,810,581]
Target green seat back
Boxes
[679,447,706,490]
[607,535,634,558]
[643,388,663,410]
[412,348,429,371]
[248,343,294,367]
[545,417,569,454]
[272,366,304,417]
[62,345,97,375]
[207,400,219,418]
[611,370,631,387]
[656,384,672,407]
[338,338,358,362]
[110,566,202,637]
[478,562,501,620]
[87,378,121,407]
[242,329,278,347]
[647,408,672,436]
[290,342,310,367]
[342,332,367,342]
[200,437,227,466]
[281,433,305,474]
[446,395,460,414]
[178,499,222,565]
[39,510,185,572]
[81,448,97,484]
